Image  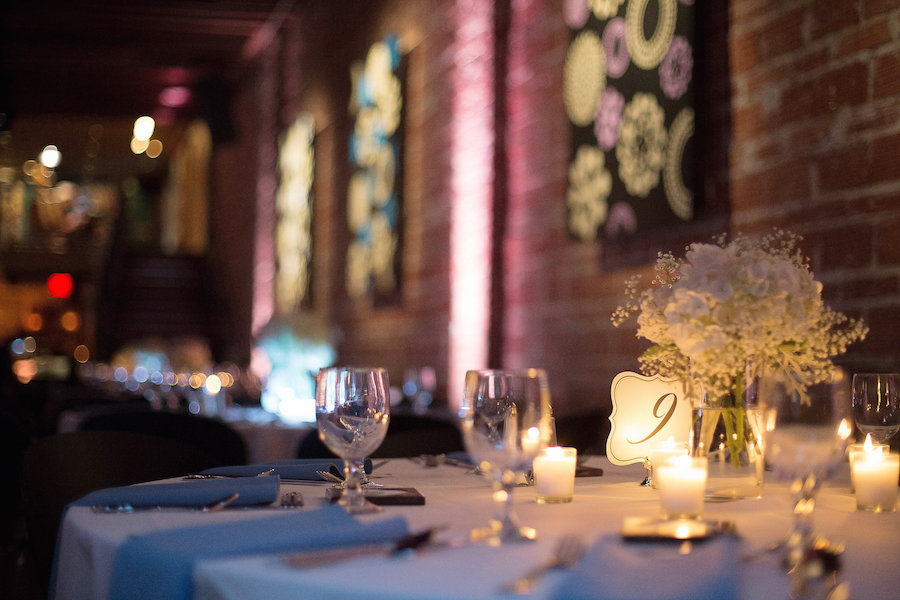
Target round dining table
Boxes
[53,456,899,600]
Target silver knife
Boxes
[91,492,240,513]
[284,527,442,569]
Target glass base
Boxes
[856,501,896,513]
[470,519,537,546]
[326,486,384,514]
[536,495,573,504]
[704,469,763,501]
[340,498,383,514]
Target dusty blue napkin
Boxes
[551,534,740,600]
[108,506,408,600]
[200,458,373,480]
[70,476,280,508]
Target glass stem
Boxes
[342,459,366,509]
[492,476,520,540]
[785,473,819,597]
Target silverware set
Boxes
[501,535,586,594]
[91,492,240,513]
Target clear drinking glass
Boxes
[851,373,900,444]
[315,366,390,514]
[762,371,853,599]
[459,368,553,544]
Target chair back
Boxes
[80,409,247,466]
[554,409,609,455]
[296,412,464,459]
[22,430,220,596]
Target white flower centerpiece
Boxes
[613,230,867,495]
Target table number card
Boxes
[606,371,691,466]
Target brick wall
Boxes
[230,0,900,416]
[727,0,900,374]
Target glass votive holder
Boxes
[656,456,708,520]
[848,438,888,492]
[854,452,899,513]
[647,439,690,489]
[533,446,577,504]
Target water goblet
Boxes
[315,366,390,514]
[459,368,553,544]
[851,373,900,444]
[761,371,853,599]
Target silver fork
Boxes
[501,535,586,594]
[316,470,384,487]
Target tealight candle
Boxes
[533,446,577,503]
[848,434,889,492]
[854,451,899,513]
[521,426,542,455]
[648,438,689,489]
[655,456,708,520]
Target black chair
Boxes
[374,413,464,458]
[554,409,610,456]
[79,409,247,466]
[22,430,222,597]
[296,412,465,459]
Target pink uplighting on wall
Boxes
[252,46,279,336]
[448,0,495,408]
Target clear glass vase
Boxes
[690,404,768,500]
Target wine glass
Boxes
[761,371,853,599]
[459,368,553,544]
[315,366,390,514]
[851,373,900,444]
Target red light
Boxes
[47,273,74,298]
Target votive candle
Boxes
[656,456,708,520]
[533,446,577,503]
[854,451,899,513]
[521,426,542,456]
[848,435,888,492]
[648,438,689,489]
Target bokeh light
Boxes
[205,373,222,395]
[146,139,163,158]
[73,344,90,363]
[25,313,43,331]
[10,338,26,355]
[133,116,155,141]
[13,359,37,384]
[47,273,74,298]
[159,86,191,107]
[39,145,62,168]
[130,137,150,154]
[60,310,80,331]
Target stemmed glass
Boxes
[761,371,853,599]
[315,366,390,514]
[459,369,553,544]
[851,373,900,444]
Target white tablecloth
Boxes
[54,457,900,600]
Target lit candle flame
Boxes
[838,419,852,441]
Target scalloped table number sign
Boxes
[606,372,692,466]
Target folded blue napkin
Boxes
[445,451,475,466]
[108,505,408,600]
[70,476,280,508]
[551,534,740,600]
[200,458,373,480]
